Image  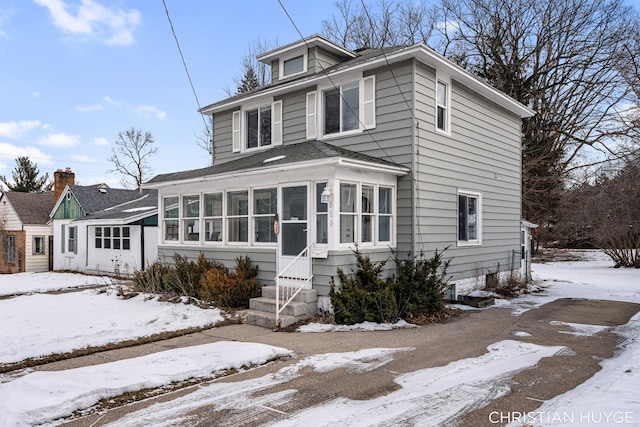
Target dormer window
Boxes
[282,54,305,77]
[279,53,307,79]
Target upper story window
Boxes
[232,101,282,153]
[282,54,305,78]
[246,106,271,149]
[306,75,375,140]
[436,75,451,134]
[458,191,481,245]
[324,82,359,134]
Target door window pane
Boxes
[283,186,307,220]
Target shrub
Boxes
[330,247,451,325]
[198,256,260,308]
[483,269,528,298]
[132,261,171,294]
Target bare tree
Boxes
[223,37,277,97]
[108,128,157,189]
[323,0,640,232]
[322,0,438,50]
[195,115,214,165]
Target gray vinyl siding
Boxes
[280,88,310,143]
[413,61,522,281]
[308,47,342,75]
[312,248,395,296]
[158,245,277,287]
[212,110,234,165]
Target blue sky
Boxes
[0,0,332,188]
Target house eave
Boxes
[256,34,356,64]
[143,157,408,189]
[200,44,534,119]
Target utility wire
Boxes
[162,0,210,135]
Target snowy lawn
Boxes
[0,271,118,297]
[0,250,639,426]
[0,342,293,427]
[0,287,225,365]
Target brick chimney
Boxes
[54,168,75,202]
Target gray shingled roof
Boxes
[69,185,146,215]
[146,140,406,185]
[3,191,55,225]
[200,45,408,112]
[81,189,158,221]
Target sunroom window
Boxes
[253,188,277,243]
[183,195,200,242]
[204,193,223,242]
[164,196,179,241]
[227,191,249,242]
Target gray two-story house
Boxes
[144,35,533,327]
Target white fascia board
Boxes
[257,35,356,64]
[202,44,534,119]
[143,157,407,189]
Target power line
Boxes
[161,0,210,135]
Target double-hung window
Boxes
[164,197,179,241]
[361,185,374,243]
[436,76,450,133]
[306,75,375,140]
[227,191,249,242]
[204,193,223,242]
[33,236,45,255]
[232,100,282,153]
[458,192,481,244]
[246,106,271,149]
[253,188,277,243]
[378,187,392,242]
[324,82,359,134]
[5,236,15,263]
[339,183,357,243]
[315,182,328,244]
[183,195,200,242]
[68,226,77,254]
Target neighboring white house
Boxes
[50,183,158,276]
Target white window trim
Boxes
[162,195,180,243]
[33,235,45,255]
[233,97,282,153]
[203,192,224,245]
[279,51,307,80]
[252,186,278,247]
[314,73,376,139]
[457,190,482,246]
[435,73,451,136]
[226,189,250,246]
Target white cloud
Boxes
[0,120,43,139]
[0,8,16,38]
[92,136,109,146]
[75,103,103,112]
[37,132,81,147]
[34,0,142,46]
[0,142,53,165]
[32,91,40,98]
[103,95,119,105]
[136,105,166,120]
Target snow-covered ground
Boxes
[0,288,225,364]
[0,271,117,297]
[0,251,638,426]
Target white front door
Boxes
[278,183,311,288]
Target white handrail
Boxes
[275,243,313,328]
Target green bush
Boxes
[198,255,260,308]
[330,247,450,325]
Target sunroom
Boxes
[143,141,408,294]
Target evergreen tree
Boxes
[236,66,260,94]
[0,157,52,192]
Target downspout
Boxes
[140,224,146,271]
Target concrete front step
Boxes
[244,286,319,329]
[260,286,317,303]
[250,297,316,317]
[244,309,304,329]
